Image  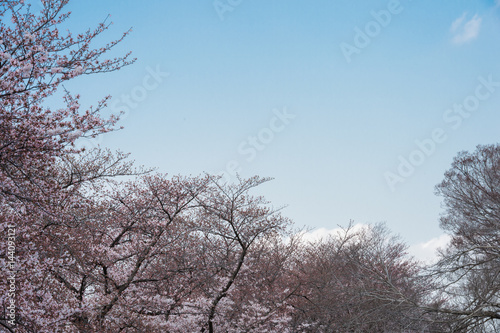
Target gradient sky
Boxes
[55,0,500,258]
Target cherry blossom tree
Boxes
[189,176,296,333]
[0,0,134,212]
[0,150,144,332]
[2,171,299,332]
[50,174,211,332]
[0,0,135,331]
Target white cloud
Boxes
[298,224,369,243]
[298,226,452,265]
[450,12,467,33]
[450,13,482,44]
[408,234,451,263]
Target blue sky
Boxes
[59,0,500,256]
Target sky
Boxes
[51,0,500,261]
